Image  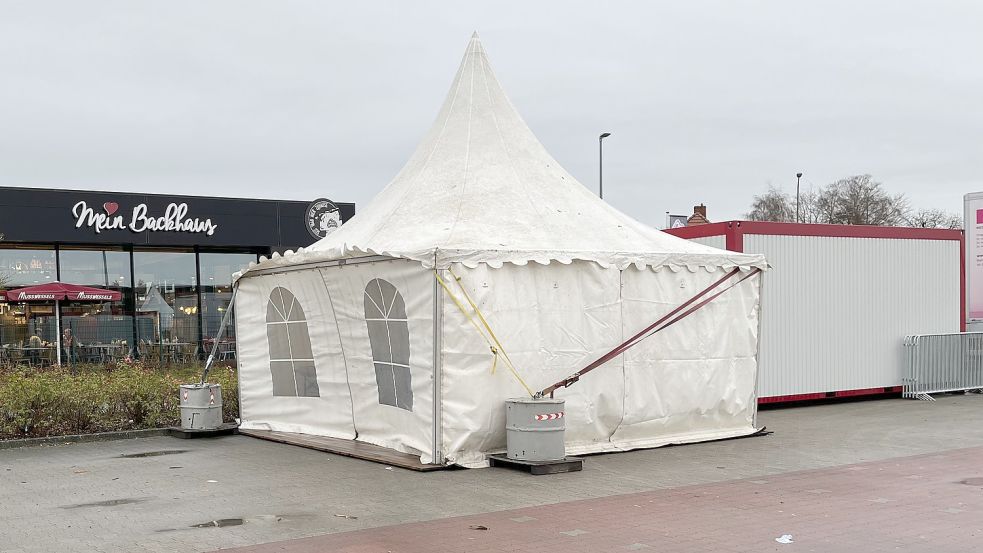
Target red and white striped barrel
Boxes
[179,383,223,430]
[504,397,566,462]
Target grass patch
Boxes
[0,362,237,440]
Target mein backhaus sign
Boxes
[73,201,218,236]
[0,187,354,248]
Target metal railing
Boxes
[903,332,983,400]
[1,315,238,368]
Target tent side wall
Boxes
[667,221,962,401]
[236,257,437,463]
[437,261,624,466]
[316,258,436,462]
[438,260,761,467]
[610,264,760,447]
[236,267,359,440]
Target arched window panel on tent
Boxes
[363,278,413,411]
[265,286,320,397]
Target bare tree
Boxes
[745,186,795,222]
[821,175,908,225]
[907,208,963,229]
[746,174,913,226]
[808,186,841,224]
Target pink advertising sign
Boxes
[965,193,983,321]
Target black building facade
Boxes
[0,186,353,360]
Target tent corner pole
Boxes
[752,270,765,430]
[432,261,444,465]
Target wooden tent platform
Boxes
[239,429,447,472]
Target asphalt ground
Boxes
[2,394,982,552]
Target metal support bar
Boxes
[200,284,238,385]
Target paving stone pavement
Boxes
[2,394,983,552]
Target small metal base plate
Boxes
[167,423,239,439]
[487,454,583,475]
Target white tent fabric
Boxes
[436,261,760,466]
[237,260,436,455]
[239,33,764,275]
[237,258,761,467]
[235,34,765,467]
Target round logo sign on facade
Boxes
[306,198,342,239]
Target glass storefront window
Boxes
[0,246,264,363]
[133,251,198,357]
[59,249,130,289]
[0,247,57,349]
[58,248,134,350]
[0,247,57,287]
[199,253,256,345]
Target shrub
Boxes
[0,362,238,440]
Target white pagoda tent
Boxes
[233,34,767,467]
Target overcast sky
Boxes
[1,1,980,225]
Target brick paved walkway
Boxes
[219,446,983,553]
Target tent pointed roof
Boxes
[245,35,764,274]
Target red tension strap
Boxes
[536,267,761,398]
[635,267,762,344]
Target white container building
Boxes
[668,221,963,403]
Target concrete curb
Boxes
[0,428,171,450]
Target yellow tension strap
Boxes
[434,271,488,346]
[434,269,535,398]
[447,268,524,382]
[447,269,535,398]
[433,270,503,376]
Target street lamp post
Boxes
[599,132,611,199]
[796,172,803,222]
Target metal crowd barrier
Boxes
[903,332,983,400]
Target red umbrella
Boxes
[4,282,121,365]
[5,282,121,303]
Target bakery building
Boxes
[0,186,353,362]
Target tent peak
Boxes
[465,32,484,56]
[250,31,768,275]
